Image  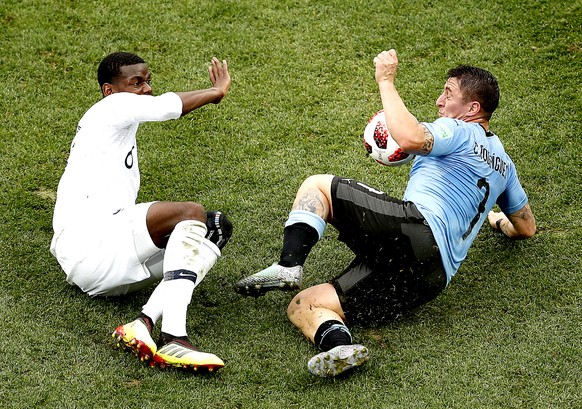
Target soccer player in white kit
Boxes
[50,52,232,372]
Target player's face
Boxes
[107,64,152,96]
[436,77,473,119]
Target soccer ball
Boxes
[363,110,414,166]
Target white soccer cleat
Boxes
[307,344,369,378]
[234,264,303,297]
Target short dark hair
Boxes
[447,65,500,119]
[97,52,146,88]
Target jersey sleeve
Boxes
[421,117,466,157]
[110,92,183,125]
[496,161,529,214]
[130,92,183,123]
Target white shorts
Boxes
[50,202,165,297]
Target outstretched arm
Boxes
[488,203,537,239]
[176,57,231,116]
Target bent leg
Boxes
[291,174,335,221]
[288,283,369,378]
[146,201,207,248]
[287,283,346,342]
[113,201,227,370]
[235,175,334,296]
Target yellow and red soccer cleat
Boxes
[112,318,157,362]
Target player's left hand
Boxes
[208,57,231,101]
[487,210,506,231]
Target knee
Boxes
[286,286,319,318]
[287,292,305,319]
[296,175,334,212]
[180,202,206,222]
[287,283,343,320]
[300,174,332,190]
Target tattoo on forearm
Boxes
[511,205,535,222]
[294,189,326,216]
[507,204,537,238]
[421,127,434,154]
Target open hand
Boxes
[209,57,231,100]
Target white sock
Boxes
[141,282,164,325]
[159,279,195,337]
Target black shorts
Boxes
[329,177,447,325]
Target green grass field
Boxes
[1,0,580,407]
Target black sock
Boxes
[314,320,353,352]
[279,223,319,267]
[137,313,154,334]
[159,332,193,347]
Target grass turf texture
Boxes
[0,0,580,407]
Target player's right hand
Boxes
[374,49,398,84]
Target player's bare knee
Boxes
[300,174,332,190]
[180,201,206,222]
[294,175,334,211]
[287,293,304,318]
[287,286,320,316]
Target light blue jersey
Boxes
[403,117,528,283]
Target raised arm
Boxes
[176,57,231,116]
[488,203,537,239]
[374,49,431,155]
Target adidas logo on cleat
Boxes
[152,339,225,373]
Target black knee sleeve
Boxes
[205,211,233,250]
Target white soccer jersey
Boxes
[52,91,182,237]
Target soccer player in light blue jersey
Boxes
[235,49,536,378]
